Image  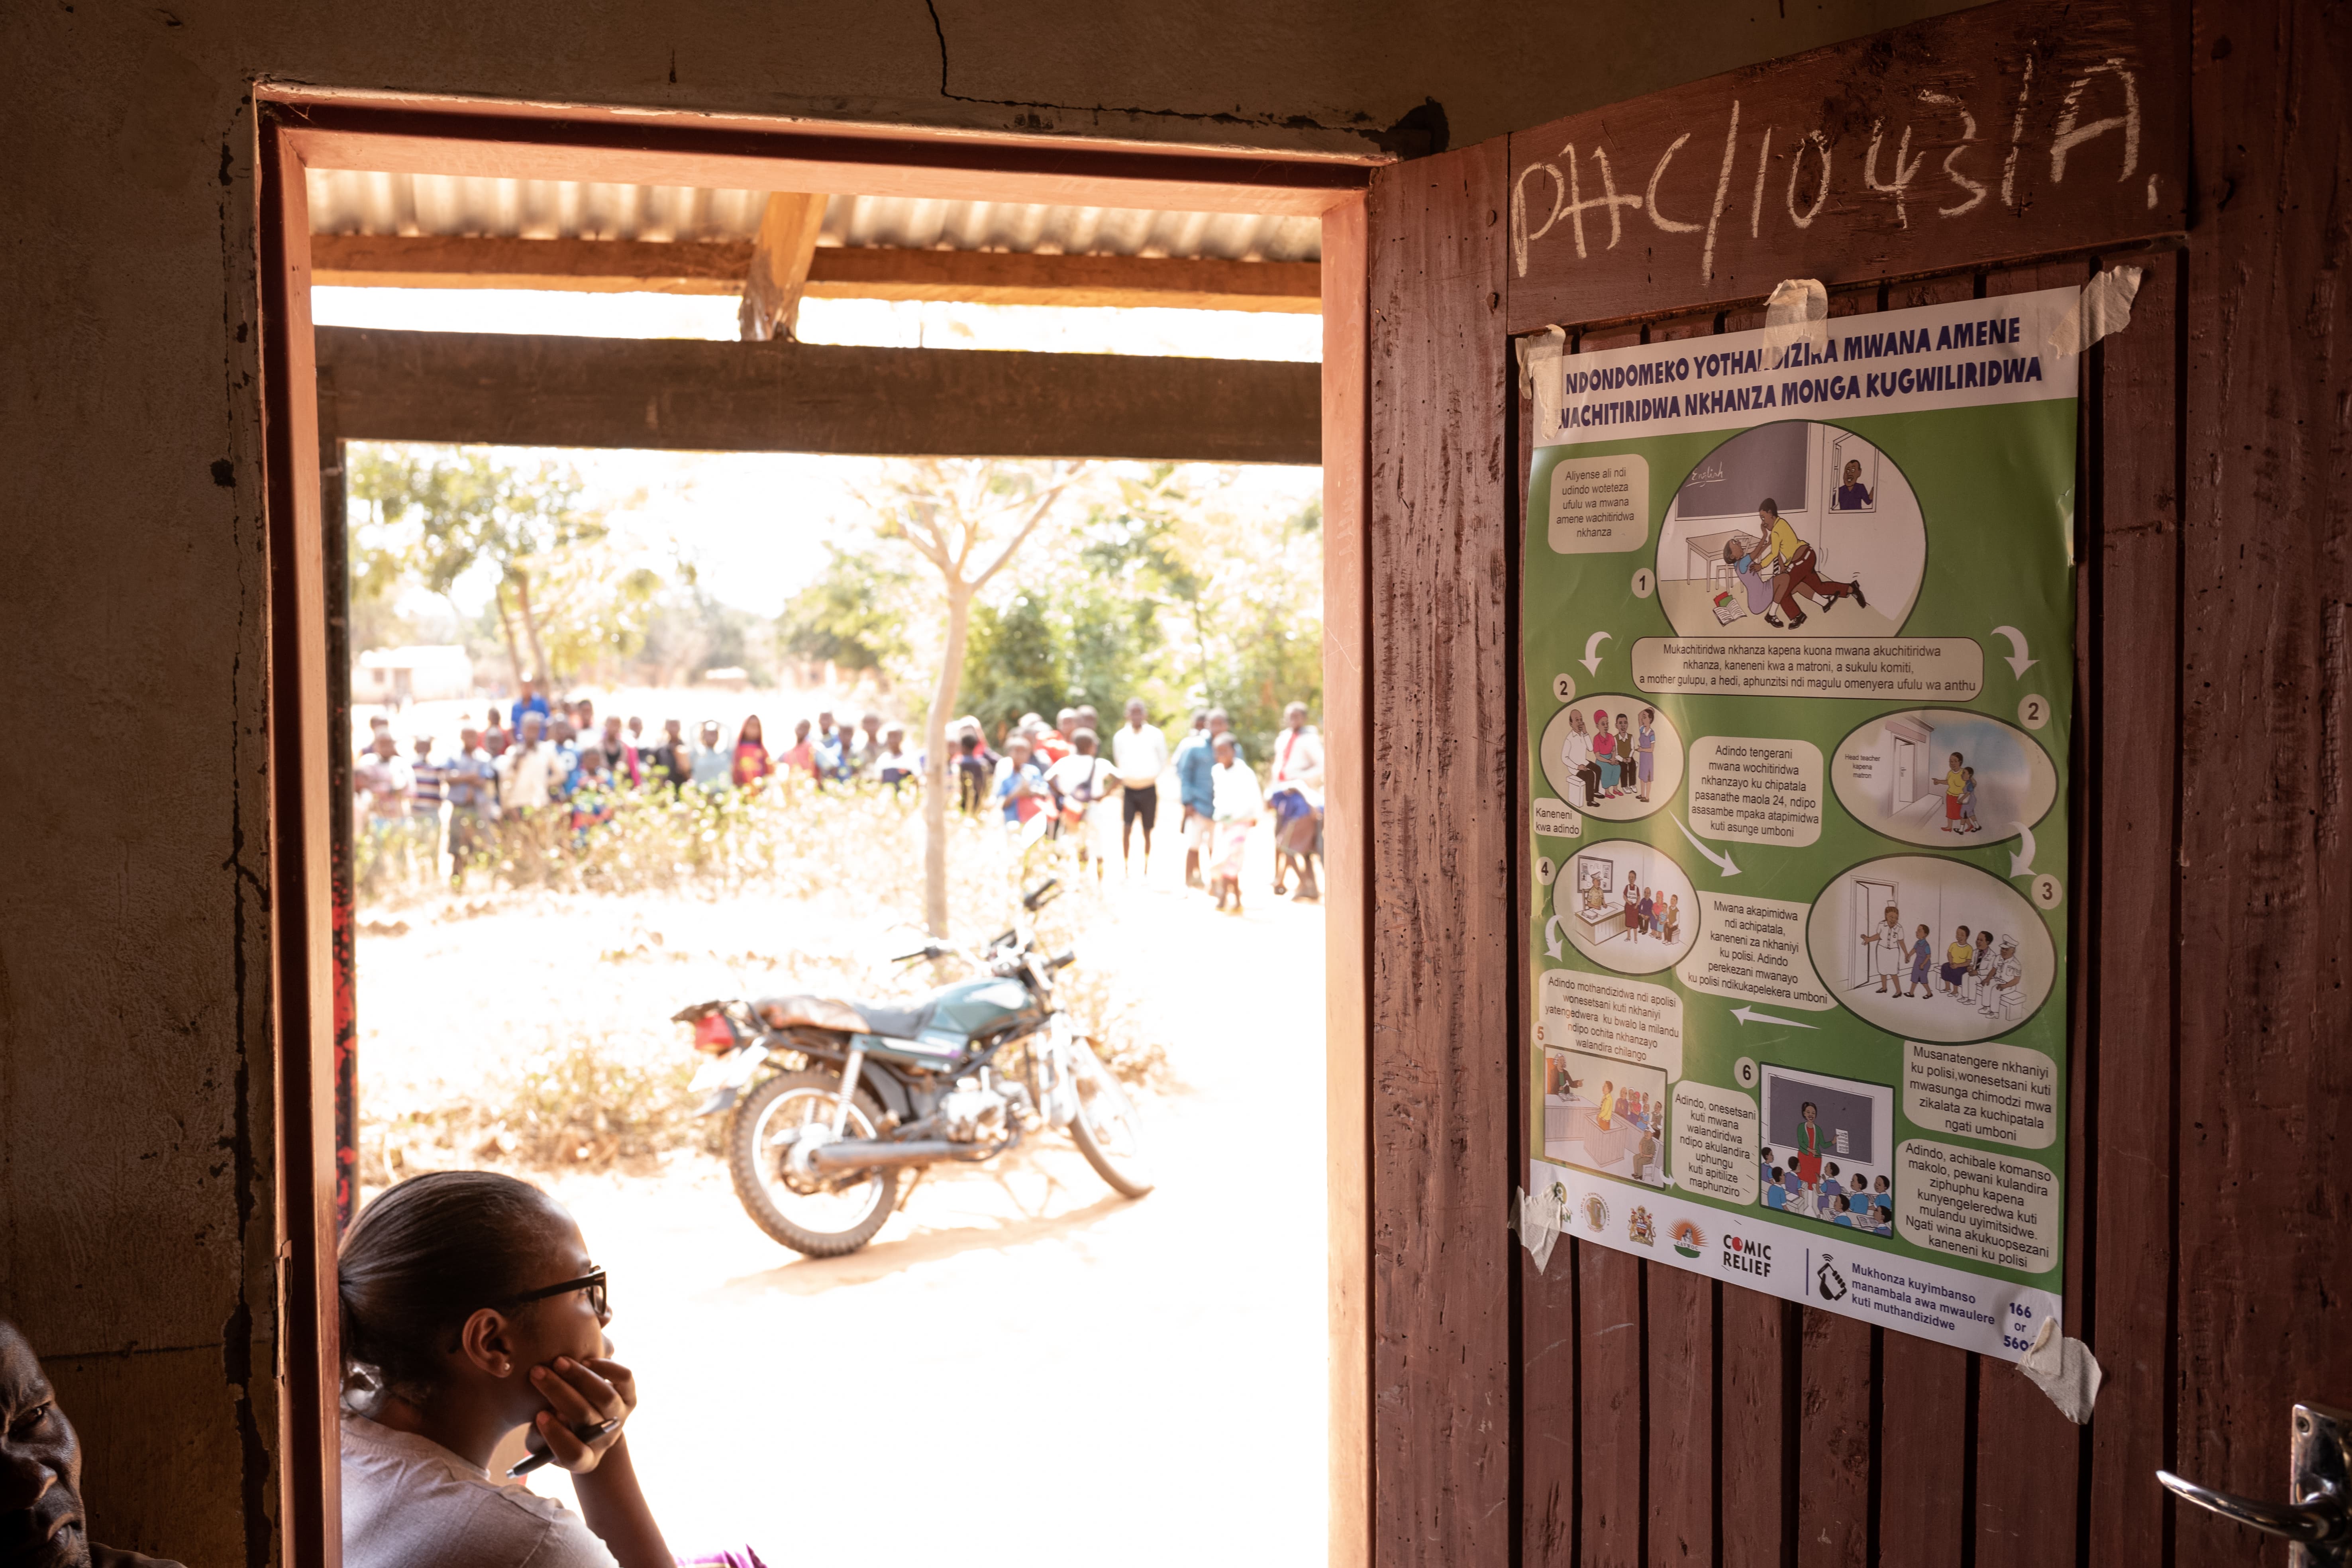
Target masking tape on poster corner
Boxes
[2046,266,2145,358]
[1514,1185,1563,1274]
[1760,278,1828,359]
[2017,1316,2104,1423]
[1516,325,1566,398]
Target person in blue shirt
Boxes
[1764,1166,1787,1209]
[509,676,551,736]
[993,734,1045,827]
[1172,709,1217,887]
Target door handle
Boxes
[2158,1403,2350,1566]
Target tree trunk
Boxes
[923,580,975,938]
[510,566,549,685]
[490,583,526,690]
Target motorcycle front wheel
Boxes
[728,1071,900,1257]
[1067,1039,1155,1199]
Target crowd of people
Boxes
[350,677,928,877]
[351,677,1325,907]
[951,697,1323,913]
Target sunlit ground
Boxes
[356,771,1329,1564]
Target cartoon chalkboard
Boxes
[1673,422,1809,520]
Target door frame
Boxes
[253,90,1378,1567]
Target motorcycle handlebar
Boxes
[1022,878,1061,911]
[1049,950,1077,971]
[891,944,951,963]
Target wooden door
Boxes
[1351,0,2351,1564]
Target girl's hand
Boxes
[525,1355,638,1474]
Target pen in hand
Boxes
[505,1417,620,1479]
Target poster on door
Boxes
[1521,288,2079,1362]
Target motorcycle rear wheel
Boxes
[1067,1038,1155,1199]
[728,1071,899,1257]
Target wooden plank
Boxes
[259,112,341,1568]
[310,234,1328,312]
[805,248,1324,312]
[1719,1290,1794,1568]
[274,100,1371,218]
[2083,247,2179,1568]
[310,233,754,292]
[1970,255,2091,1568]
[315,327,1320,464]
[1518,319,1581,1568]
[1801,287,1892,1568]
[1580,1246,1645,1568]
[1859,271,1973,1568]
[1503,0,2186,332]
[1641,308,1719,1568]
[2172,0,2352,1562]
[1879,1341,1969,1566]
[1705,294,1800,1568]
[740,192,829,341]
[1560,317,1645,1568]
[1647,1268,1714,1564]
[1795,1308,1872,1568]
[1321,192,1372,1568]
[1365,139,1514,1568]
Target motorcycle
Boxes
[673,879,1153,1257]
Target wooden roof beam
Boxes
[314,326,1320,464]
[308,235,1322,312]
[738,191,828,342]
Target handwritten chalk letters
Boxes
[1505,0,2184,330]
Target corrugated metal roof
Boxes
[304,171,1320,262]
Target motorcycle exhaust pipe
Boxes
[806,1138,962,1174]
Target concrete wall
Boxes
[0,0,1966,1559]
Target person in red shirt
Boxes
[731,715,774,791]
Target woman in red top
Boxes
[731,715,774,791]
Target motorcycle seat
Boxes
[753,994,869,1033]
[753,993,942,1040]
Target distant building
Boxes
[701,666,752,692]
[354,645,475,704]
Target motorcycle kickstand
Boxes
[896,1164,930,1213]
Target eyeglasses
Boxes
[506,1268,608,1319]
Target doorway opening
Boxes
[260,96,1371,1568]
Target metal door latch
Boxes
[2160,1403,2350,1566]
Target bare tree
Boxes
[865,459,1083,937]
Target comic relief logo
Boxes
[1720,1233,1772,1279]
[1580,1193,1612,1235]
[1815,1252,1849,1302]
[1627,1207,1656,1247]
[1669,1218,1705,1259]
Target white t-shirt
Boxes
[499,746,553,812]
[341,1415,618,1568]
[1270,726,1323,788]
[1045,753,1112,806]
[1109,723,1170,789]
[1210,758,1263,822]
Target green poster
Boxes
[1521,287,2079,1360]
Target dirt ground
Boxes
[357,815,1328,1564]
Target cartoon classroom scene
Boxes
[1654,421,1927,640]
[1561,840,1701,972]
[1542,1048,1669,1187]
[1758,1063,1895,1236]
[1830,709,2060,850]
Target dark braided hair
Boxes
[337,1170,561,1409]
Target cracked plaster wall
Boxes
[0,0,1970,1558]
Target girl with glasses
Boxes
[336,1170,679,1568]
